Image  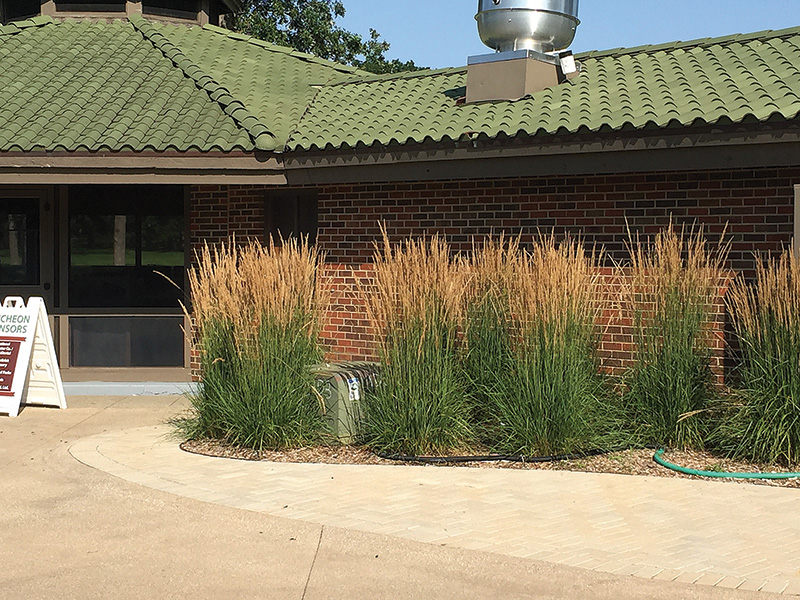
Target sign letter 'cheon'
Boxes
[0,297,67,418]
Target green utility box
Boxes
[311,362,380,443]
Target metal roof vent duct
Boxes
[476,0,580,54]
[466,0,581,104]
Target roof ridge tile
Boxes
[332,66,465,88]
[0,15,55,36]
[199,21,364,76]
[129,15,278,151]
[579,24,800,60]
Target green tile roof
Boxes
[149,19,362,149]
[0,18,798,155]
[0,17,254,152]
[288,26,800,151]
[0,15,363,152]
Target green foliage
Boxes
[359,232,472,455]
[178,238,329,450]
[462,292,514,431]
[230,0,421,74]
[622,226,727,449]
[624,288,716,449]
[363,315,472,455]
[464,238,617,456]
[182,314,325,450]
[355,28,419,75]
[177,226,786,463]
[719,252,800,466]
[486,315,611,456]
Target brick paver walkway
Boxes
[71,426,800,596]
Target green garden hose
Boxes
[653,449,800,480]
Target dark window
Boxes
[265,190,318,244]
[143,0,197,18]
[68,185,185,309]
[70,316,184,367]
[2,0,39,21]
[0,198,39,286]
[56,0,124,12]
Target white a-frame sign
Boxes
[0,297,66,418]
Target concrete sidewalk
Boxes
[1,396,794,599]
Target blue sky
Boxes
[339,1,800,69]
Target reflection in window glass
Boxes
[69,215,136,267]
[265,190,318,244]
[0,199,39,286]
[142,215,184,266]
[68,186,185,309]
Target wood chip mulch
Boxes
[180,439,800,489]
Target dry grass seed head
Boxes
[730,250,800,341]
[465,233,606,336]
[511,235,604,336]
[188,237,328,344]
[625,222,729,327]
[363,227,468,343]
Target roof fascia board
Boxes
[283,127,800,185]
[286,141,800,186]
[0,152,281,167]
[0,172,287,184]
[0,152,286,184]
[0,126,795,185]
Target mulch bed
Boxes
[181,439,800,489]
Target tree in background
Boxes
[230,0,421,74]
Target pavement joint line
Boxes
[300,526,324,600]
[2,404,114,468]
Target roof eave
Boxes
[282,121,800,185]
[0,150,286,185]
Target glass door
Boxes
[65,185,186,367]
[0,189,54,307]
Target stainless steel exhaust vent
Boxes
[476,0,580,54]
[467,0,581,103]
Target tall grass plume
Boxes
[722,250,800,465]
[622,224,728,449]
[465,235,614,456]
[179,237,328,450]
[359,229,472,455]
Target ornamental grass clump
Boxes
[466,236,612,456]
[181,238,327,451]
[721,250,800,465]
[622,224,729,449]
[360,230,472,455]
[462,237,515,431]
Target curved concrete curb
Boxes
[71,426,800,595]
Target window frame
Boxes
[264,188,319,245]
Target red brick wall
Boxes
[189,184,268,252]
[189,166,796,377]
[594,268,731,383]
[320,263,376,363]
[228,185,267,240]
[317,167,797,279]
[189,185,230,252]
